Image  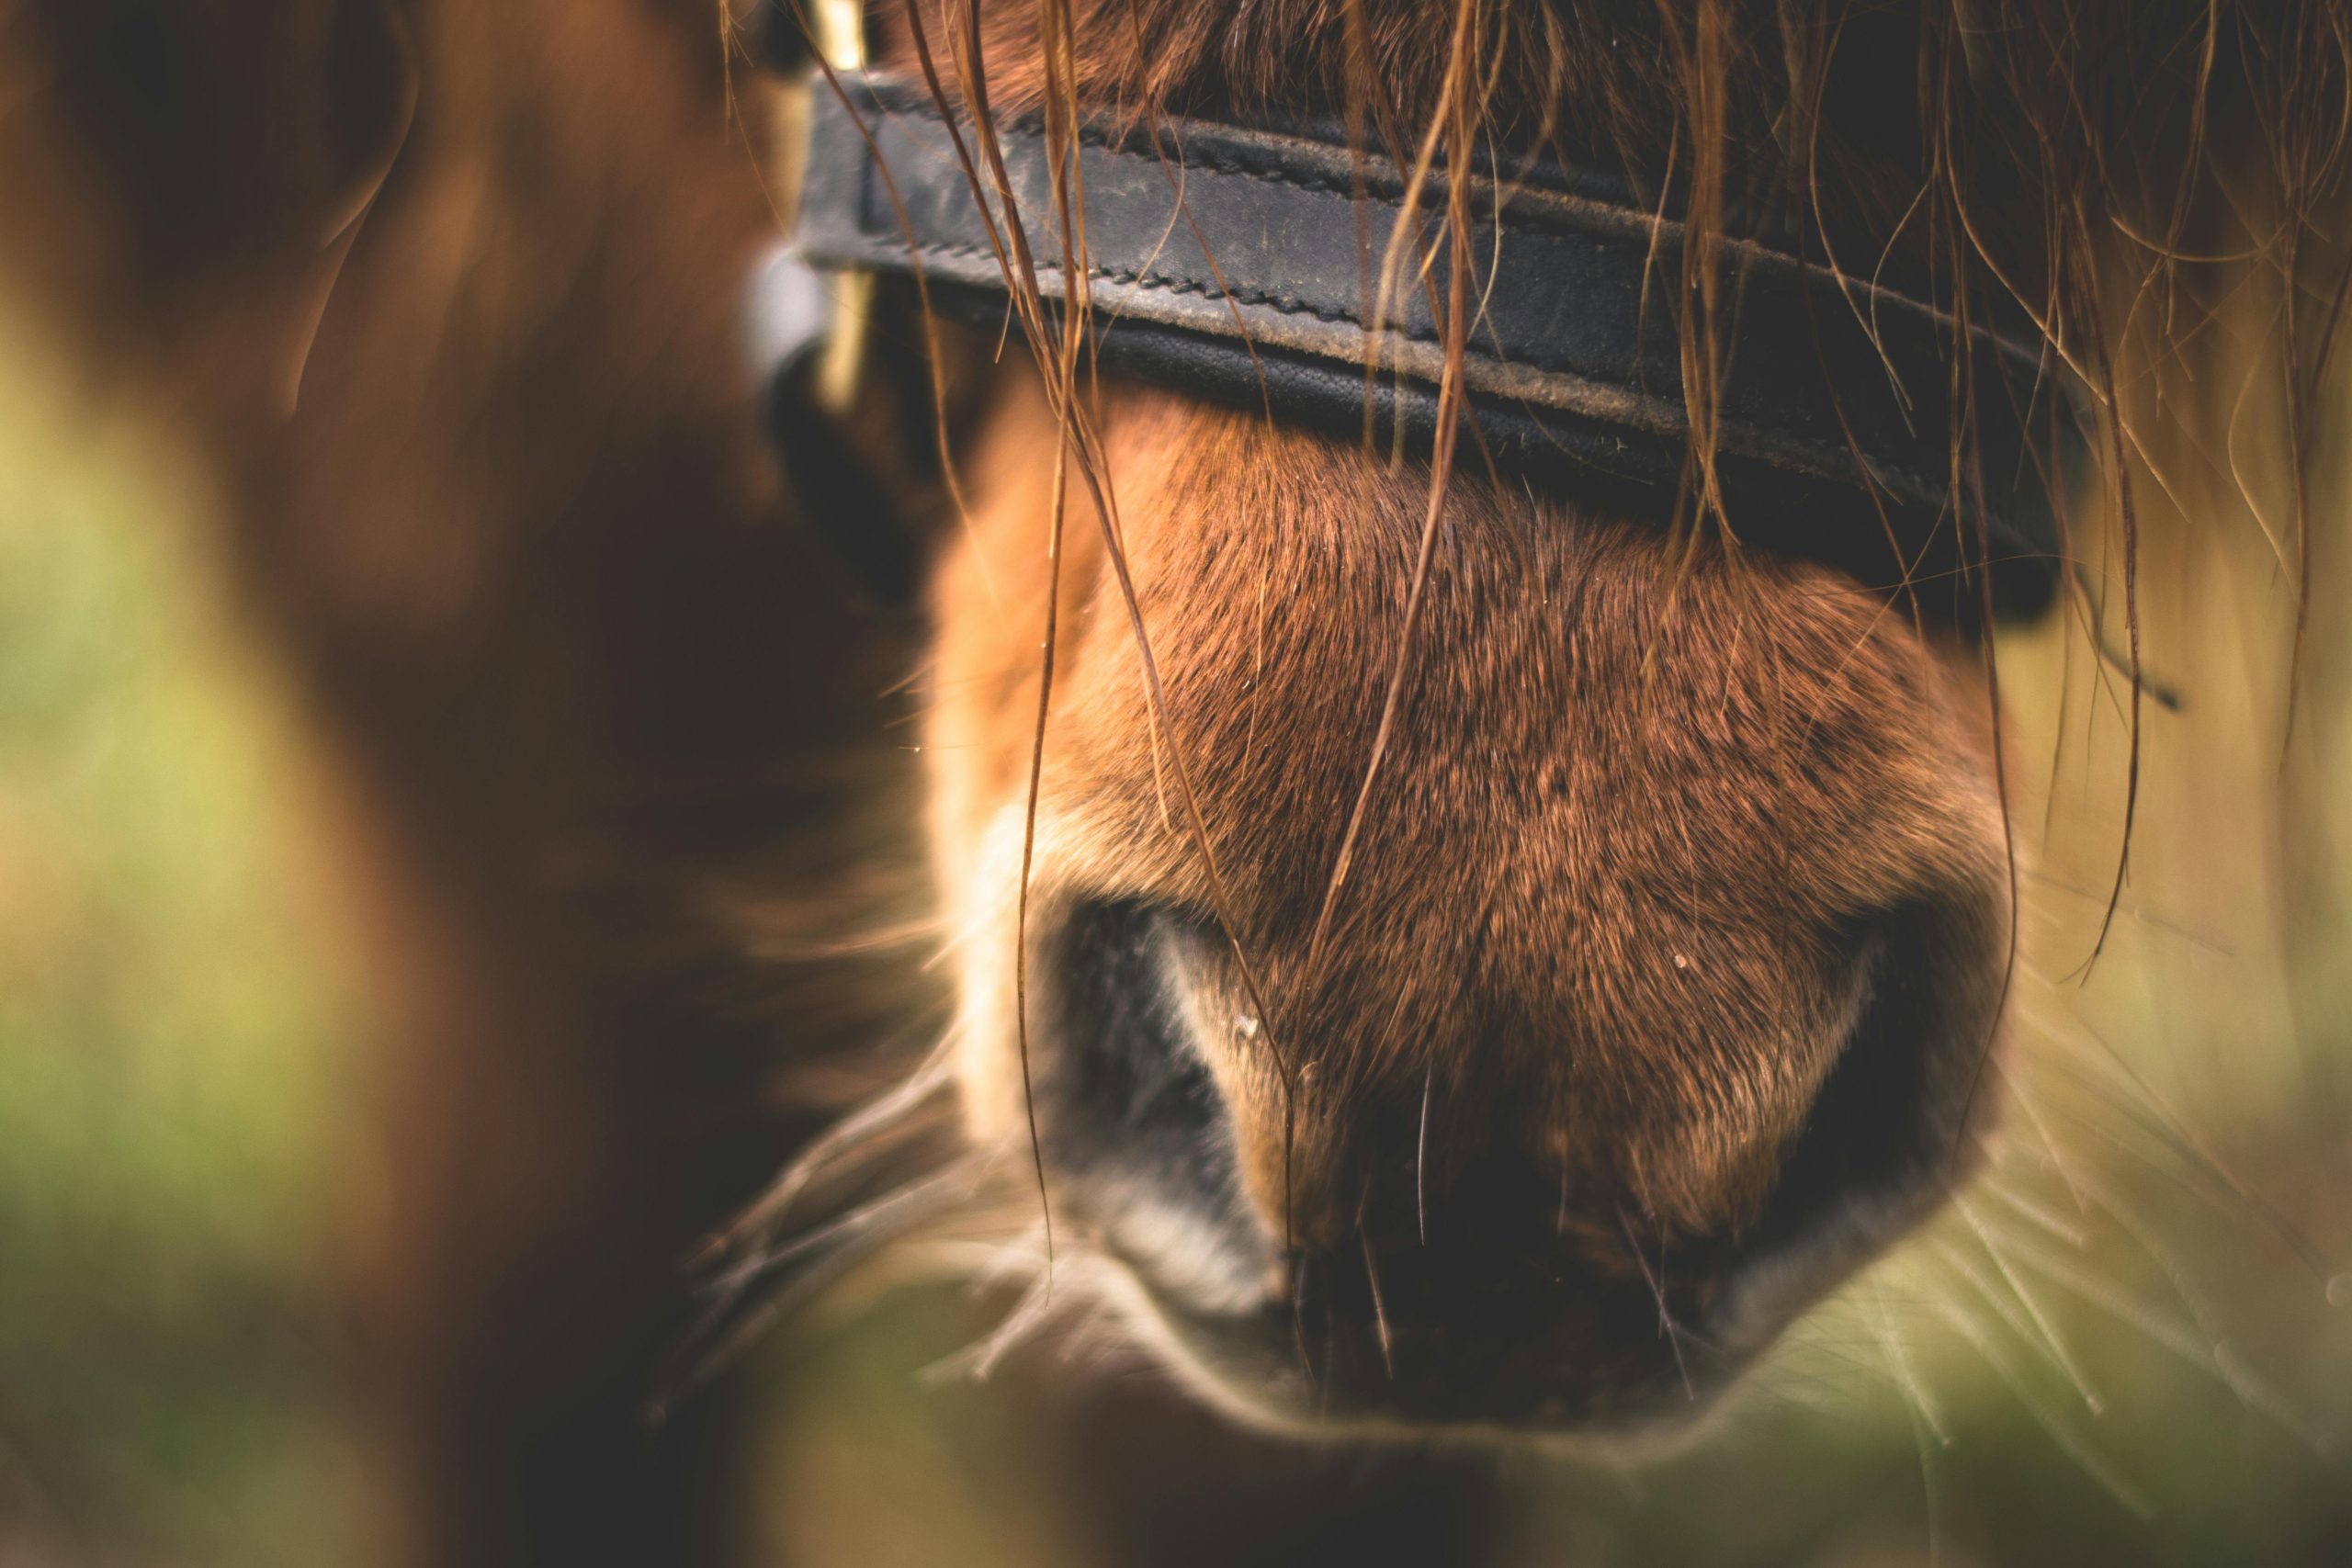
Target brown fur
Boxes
[937,384,2007,1232]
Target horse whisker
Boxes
[701,1036,963,1262]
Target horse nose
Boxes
[1026,887,1997,1424]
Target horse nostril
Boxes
[1042,900,1216,1156]
[1745,901,1990,1262]
[1035,900,1261,1281]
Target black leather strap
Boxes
[792,73,2076,621]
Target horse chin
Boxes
[1035,1232,1733,1450]
[1079,1269,1752,1451]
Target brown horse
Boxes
[1,0,2345,1560]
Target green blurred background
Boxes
[4,255,2351,1564]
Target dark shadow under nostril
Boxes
[1037,898,1253,1235]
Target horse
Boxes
[1,0,2345,1560]
[715,0,2349,1433]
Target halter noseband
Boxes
[769,68,2080,623]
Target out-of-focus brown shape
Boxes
[0,3,911,1562]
